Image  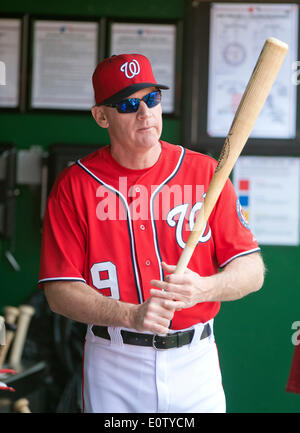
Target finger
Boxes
[147,294,179,312]
[150,279,166,290]
[165,299,185,311]
[149,288,167,298]
[161,262,176,273]
[145,311,172,328]
[150,277,191,304]
[162,298,184,311]
[142,305,172,332]
[150,277,185,292]
[150,288,180,303]
[150,279,187,298]
[165,273,193,285]
[143,319,170,335]
[151,289,195,311]
[150,287,185,302]
[150,292,185,310]
[161,262,192,275]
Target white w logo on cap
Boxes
[120,59,140,79]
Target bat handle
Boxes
[174,206,207,275]
[13,398,31,413]
[0,307,19,368]
[174,246,194,275]
[9,305,35,368]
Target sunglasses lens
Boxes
[117,98,139,113]
[115,90,162,113]
[145,91,161,108]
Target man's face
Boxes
[94,86,163,154]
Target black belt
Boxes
[92,323,211,350]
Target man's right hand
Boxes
[131,295,184,335]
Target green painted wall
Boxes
[215,245,300,413]
[1,0,299,413]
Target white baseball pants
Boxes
[82,320,226,413]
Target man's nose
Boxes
[136,101,151,118]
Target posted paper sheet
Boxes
[31,21,98,110]
[110,22,177,114]
[0,18,21,107]
[233,156,300,246]
[207,3,298,138]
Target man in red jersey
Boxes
[39,53,265,413]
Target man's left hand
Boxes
[150,262,209,309]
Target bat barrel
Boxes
[175,37,288,275]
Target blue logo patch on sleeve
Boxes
[236,198,250,229]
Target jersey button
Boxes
[140,224,145,230]
[145,260,151,266]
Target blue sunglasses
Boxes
[104,90,162,113]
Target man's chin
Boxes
[136,131,161,146]
[136,138,161,152]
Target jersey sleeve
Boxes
[210,177,260,268]
[38,190,87,287]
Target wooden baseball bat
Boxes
[9,305,35,368]
[0,316,4,346]
[0,398,12,409]
[0,307,19,368]
[13,398,31,413]
[175,37,288,274]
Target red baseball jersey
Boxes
[39,141,260,329]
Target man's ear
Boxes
[91,106,109,128]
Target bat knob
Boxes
[4,307,19,328]
[19,305,35,317]
[13,398,31,413]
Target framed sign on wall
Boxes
[107,19,183,116]
[0,16,23,110]
[28,17,102,112]
[207,2,299,140]
[183,1,300,157]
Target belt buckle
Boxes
[152,334,166,350]
[152,332,185,350]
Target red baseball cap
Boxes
[92,53,169,105]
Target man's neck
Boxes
[110,142,162,170]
